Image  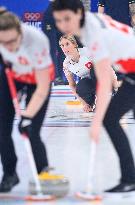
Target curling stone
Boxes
[29,172,70,197]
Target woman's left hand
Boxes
[83,102,93,112]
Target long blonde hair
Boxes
[59,35,78,48]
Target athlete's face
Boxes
[59,38,77,57]
[53,10,82,36]
[0,29,22,52]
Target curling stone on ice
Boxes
[29,172,70,197]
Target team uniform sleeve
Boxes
[98,0,105,7]
[88,32,110,64]
[32,31,53,70]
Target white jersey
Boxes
[0,23,53,83]
[80,12,135,74]
[63,47,93,78]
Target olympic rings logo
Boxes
[23,12,42,21]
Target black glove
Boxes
[18,116,32,135]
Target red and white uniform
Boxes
[63,47,93,78]
[81,12,135,74]
[0,24,54,83]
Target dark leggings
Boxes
[103,74,135,183]
[0,69,50,175]
[76,69,97,106]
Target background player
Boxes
[60,34,119,112]
[59,34,96,112]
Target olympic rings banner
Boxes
[23,12,43,30]
[0,0,49,29]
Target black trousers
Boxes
[76,69,97,106]
[103,74,135,183]
[0,69,50,175]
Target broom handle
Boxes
[87,139,97,192]
[5,68,42,194]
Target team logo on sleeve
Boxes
[85,61,92,69]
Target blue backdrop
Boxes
[0,0,49,17]
[0,0,98,18]
[91,0,98,11]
